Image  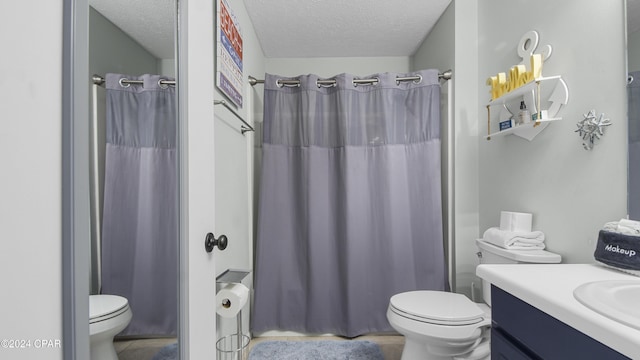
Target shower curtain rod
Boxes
[92,75,254,135]
[92,75,175,87]
[248,69,452,87]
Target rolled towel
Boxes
[482,227,545,250]
[617,218,640,236]
[603,221,619,232]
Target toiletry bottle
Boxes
[519,100,531,125]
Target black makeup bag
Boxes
[594,230,640,272]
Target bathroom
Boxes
[2,0,637,359]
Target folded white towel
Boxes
[602,219,640,236]
[482,227,545,250]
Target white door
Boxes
[179,0,219,358]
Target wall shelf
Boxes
[485,117,561,140]
[486,76,569,141]
[488,76,562,106]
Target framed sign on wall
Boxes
[216,0,243,108]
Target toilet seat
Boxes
[90,295,130,324]
[389,291,485,326]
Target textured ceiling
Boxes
[242,0,452,58]
[89,1,636,59]
[89,0,451,59]
[89,0,175,59]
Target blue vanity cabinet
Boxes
[490,286,630,359]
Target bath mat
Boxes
[150,342,177,360]
[248,340,384,360]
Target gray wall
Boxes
[265,57,410,77]
[2,2,64,358]
[629,30,640,72]
[412,0,481,299]
[477,0,627,267]
[413,0,627,299]
[411,2,456,292]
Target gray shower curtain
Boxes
[252,69,446,337]
[101,73,177,336]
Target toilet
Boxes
[90,295,132,360]
[387,238,561,360]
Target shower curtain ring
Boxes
[353,77,379,87]
[316,80,336,88]
[119,78,131,88]
[276,80,300,88]
[158,79,169,89]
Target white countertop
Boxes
[477,263,640,359]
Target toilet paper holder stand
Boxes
[216,269,251,357]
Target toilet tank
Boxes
[476,239,561,306]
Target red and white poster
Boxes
[216,0,243,108]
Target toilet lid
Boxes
[90,295,129,321]
[389,291,484,325]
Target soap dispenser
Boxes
[519,100,531,125]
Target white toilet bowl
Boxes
[387,239,562,360]
[387,291,491,360]
[90,295,132,360]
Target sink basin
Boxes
[574,280,640,330]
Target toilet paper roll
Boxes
[499,211,533,233]
[216,283,249,318]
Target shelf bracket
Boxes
[487,105,491,140]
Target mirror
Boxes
[88,0,178,355]
[629,0,640,219]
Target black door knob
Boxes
[205,233,228,252]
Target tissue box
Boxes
[499,211,532,233]
[594,230,640,271]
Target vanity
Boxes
[477,264,640,359]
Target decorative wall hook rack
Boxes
[575,110,611,150]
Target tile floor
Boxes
[114,337,177,360]
[114,334,404,360]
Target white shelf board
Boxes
[487,75,563,107]
[486,117,561,140]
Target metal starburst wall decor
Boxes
[575,109,612,150]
